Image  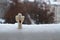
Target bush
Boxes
[4,1,55,24]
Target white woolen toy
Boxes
[15,13,25,29]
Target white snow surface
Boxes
[0,23,60,40]
[0,23,60,32]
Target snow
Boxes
[27,14,35,24]
[0,23,60,40]
[0,23,60,33]
[29,0,34,2]
[0,18,5,24]
[50,2,60,6]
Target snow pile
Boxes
[0,18,5,24]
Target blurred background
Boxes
[0,0,60,24]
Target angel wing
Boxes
[15,15,19,22]
[21,16,25,23]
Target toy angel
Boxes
[15,13,25,29]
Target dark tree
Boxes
[26,2,55,24]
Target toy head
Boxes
[18,13,22,16]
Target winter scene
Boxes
[0,0,60,40]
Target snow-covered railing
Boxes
[0,23,60,40]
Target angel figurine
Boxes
[15,13,25,29]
